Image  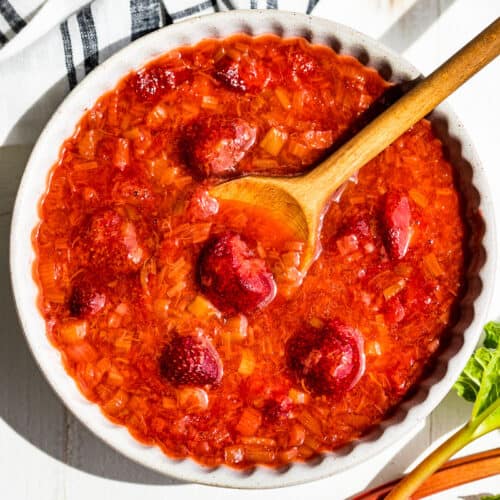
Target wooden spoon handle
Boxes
[353,448,500,500]
[305,17,500,196]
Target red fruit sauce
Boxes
[34,34,466,468]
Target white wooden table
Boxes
[1,1,499,498]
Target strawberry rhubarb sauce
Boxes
[34,35,466,468]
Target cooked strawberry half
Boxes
[286,47,321,80]
[214,55,271,93]
[198,232,277,314]
[160,334,223,386]
[339,213,374,242]
[78,208,150,274]
[286,319,365,398]
[262,396,293,422]
[68,276,106,318]
[401,270,434,312]
[183,116,256,178]
[95,137,114,163]
[384,295,405,323]
[382,191,411,259]
[332,212,378,253]
[111,174,153,205]
[186,188,219,221]
[131,66,191,103]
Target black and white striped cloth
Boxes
[0,0,40,45]
[0,0,322,143]
[0,0,321,88]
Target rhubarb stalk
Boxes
[386,321,500,499]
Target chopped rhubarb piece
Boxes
[59,319,88,343]
[235,407,262,436]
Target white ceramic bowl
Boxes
[10,10,496,489]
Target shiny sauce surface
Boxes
[34,35,466,468]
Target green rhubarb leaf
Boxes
[472,350,500,419]
[484,321,500,349]
[454,321,500,409]
[453,347,493,402]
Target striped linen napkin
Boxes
[0,0,320,144]
[0,0,320,145]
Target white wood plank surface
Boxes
[1,1,499,498]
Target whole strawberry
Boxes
[69,275,106,318]
[198,232,276,314]
[382,191,411,260]
[130,66,191,103]
[183,116,256,178]
[214,54,271,93]
[286,319,365,398]
[77,208,150,275]
[160,335,223,386]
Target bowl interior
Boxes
[9,10,495,488]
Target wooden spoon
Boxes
[210,18,500,272]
